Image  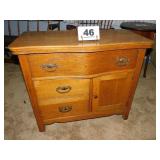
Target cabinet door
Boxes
[92,71,133,112]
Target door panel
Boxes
[92,71,133,112]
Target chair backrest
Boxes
[47,20,61,31]
[67,20,113,29]
[76,20,113,29]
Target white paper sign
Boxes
[77,26,100,41]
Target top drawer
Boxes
[28,49,138,78]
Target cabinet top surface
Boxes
[8,29,153,54]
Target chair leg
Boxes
[143,49,151,78]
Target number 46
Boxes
[83,29,94,36]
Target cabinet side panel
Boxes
[18,55,45,131]
[124,49,146,119]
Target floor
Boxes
[4,63,156,140]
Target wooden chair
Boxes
[66,20,113,30]
[47,20,62,31]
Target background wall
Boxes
[4,20,156,36]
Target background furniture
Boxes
[4,35,18,63]
[4,20,62,63]
[66,20,113,30]
[120,21,156,77]
[48,20,63,31]
[8,30,153,132]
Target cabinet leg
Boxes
[38,123,45,132]
[122,114,128,120]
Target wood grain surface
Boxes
[8,29,153,54]
[28,49,138,77]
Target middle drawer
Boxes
[33,78,90,106]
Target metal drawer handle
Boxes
[41,63,58,72]
[116,57,129,66]
[56,86,72,93]
[59,106,72,113]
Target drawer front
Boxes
[33,79,90,106]
[39,100,89,120]
[28,49,138,77]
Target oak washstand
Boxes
[8,30,153,131]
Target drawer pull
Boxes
[116,57,129,66]
[56,86,72,93]
[59,106,72,113]
[41,64,57,72]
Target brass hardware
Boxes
[41,63,57,72]
[116,57,129,66]
[58,106,72,113]
[56,86,72,93]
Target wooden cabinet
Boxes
[8,30,153,132]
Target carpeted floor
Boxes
[4,62,156,140]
